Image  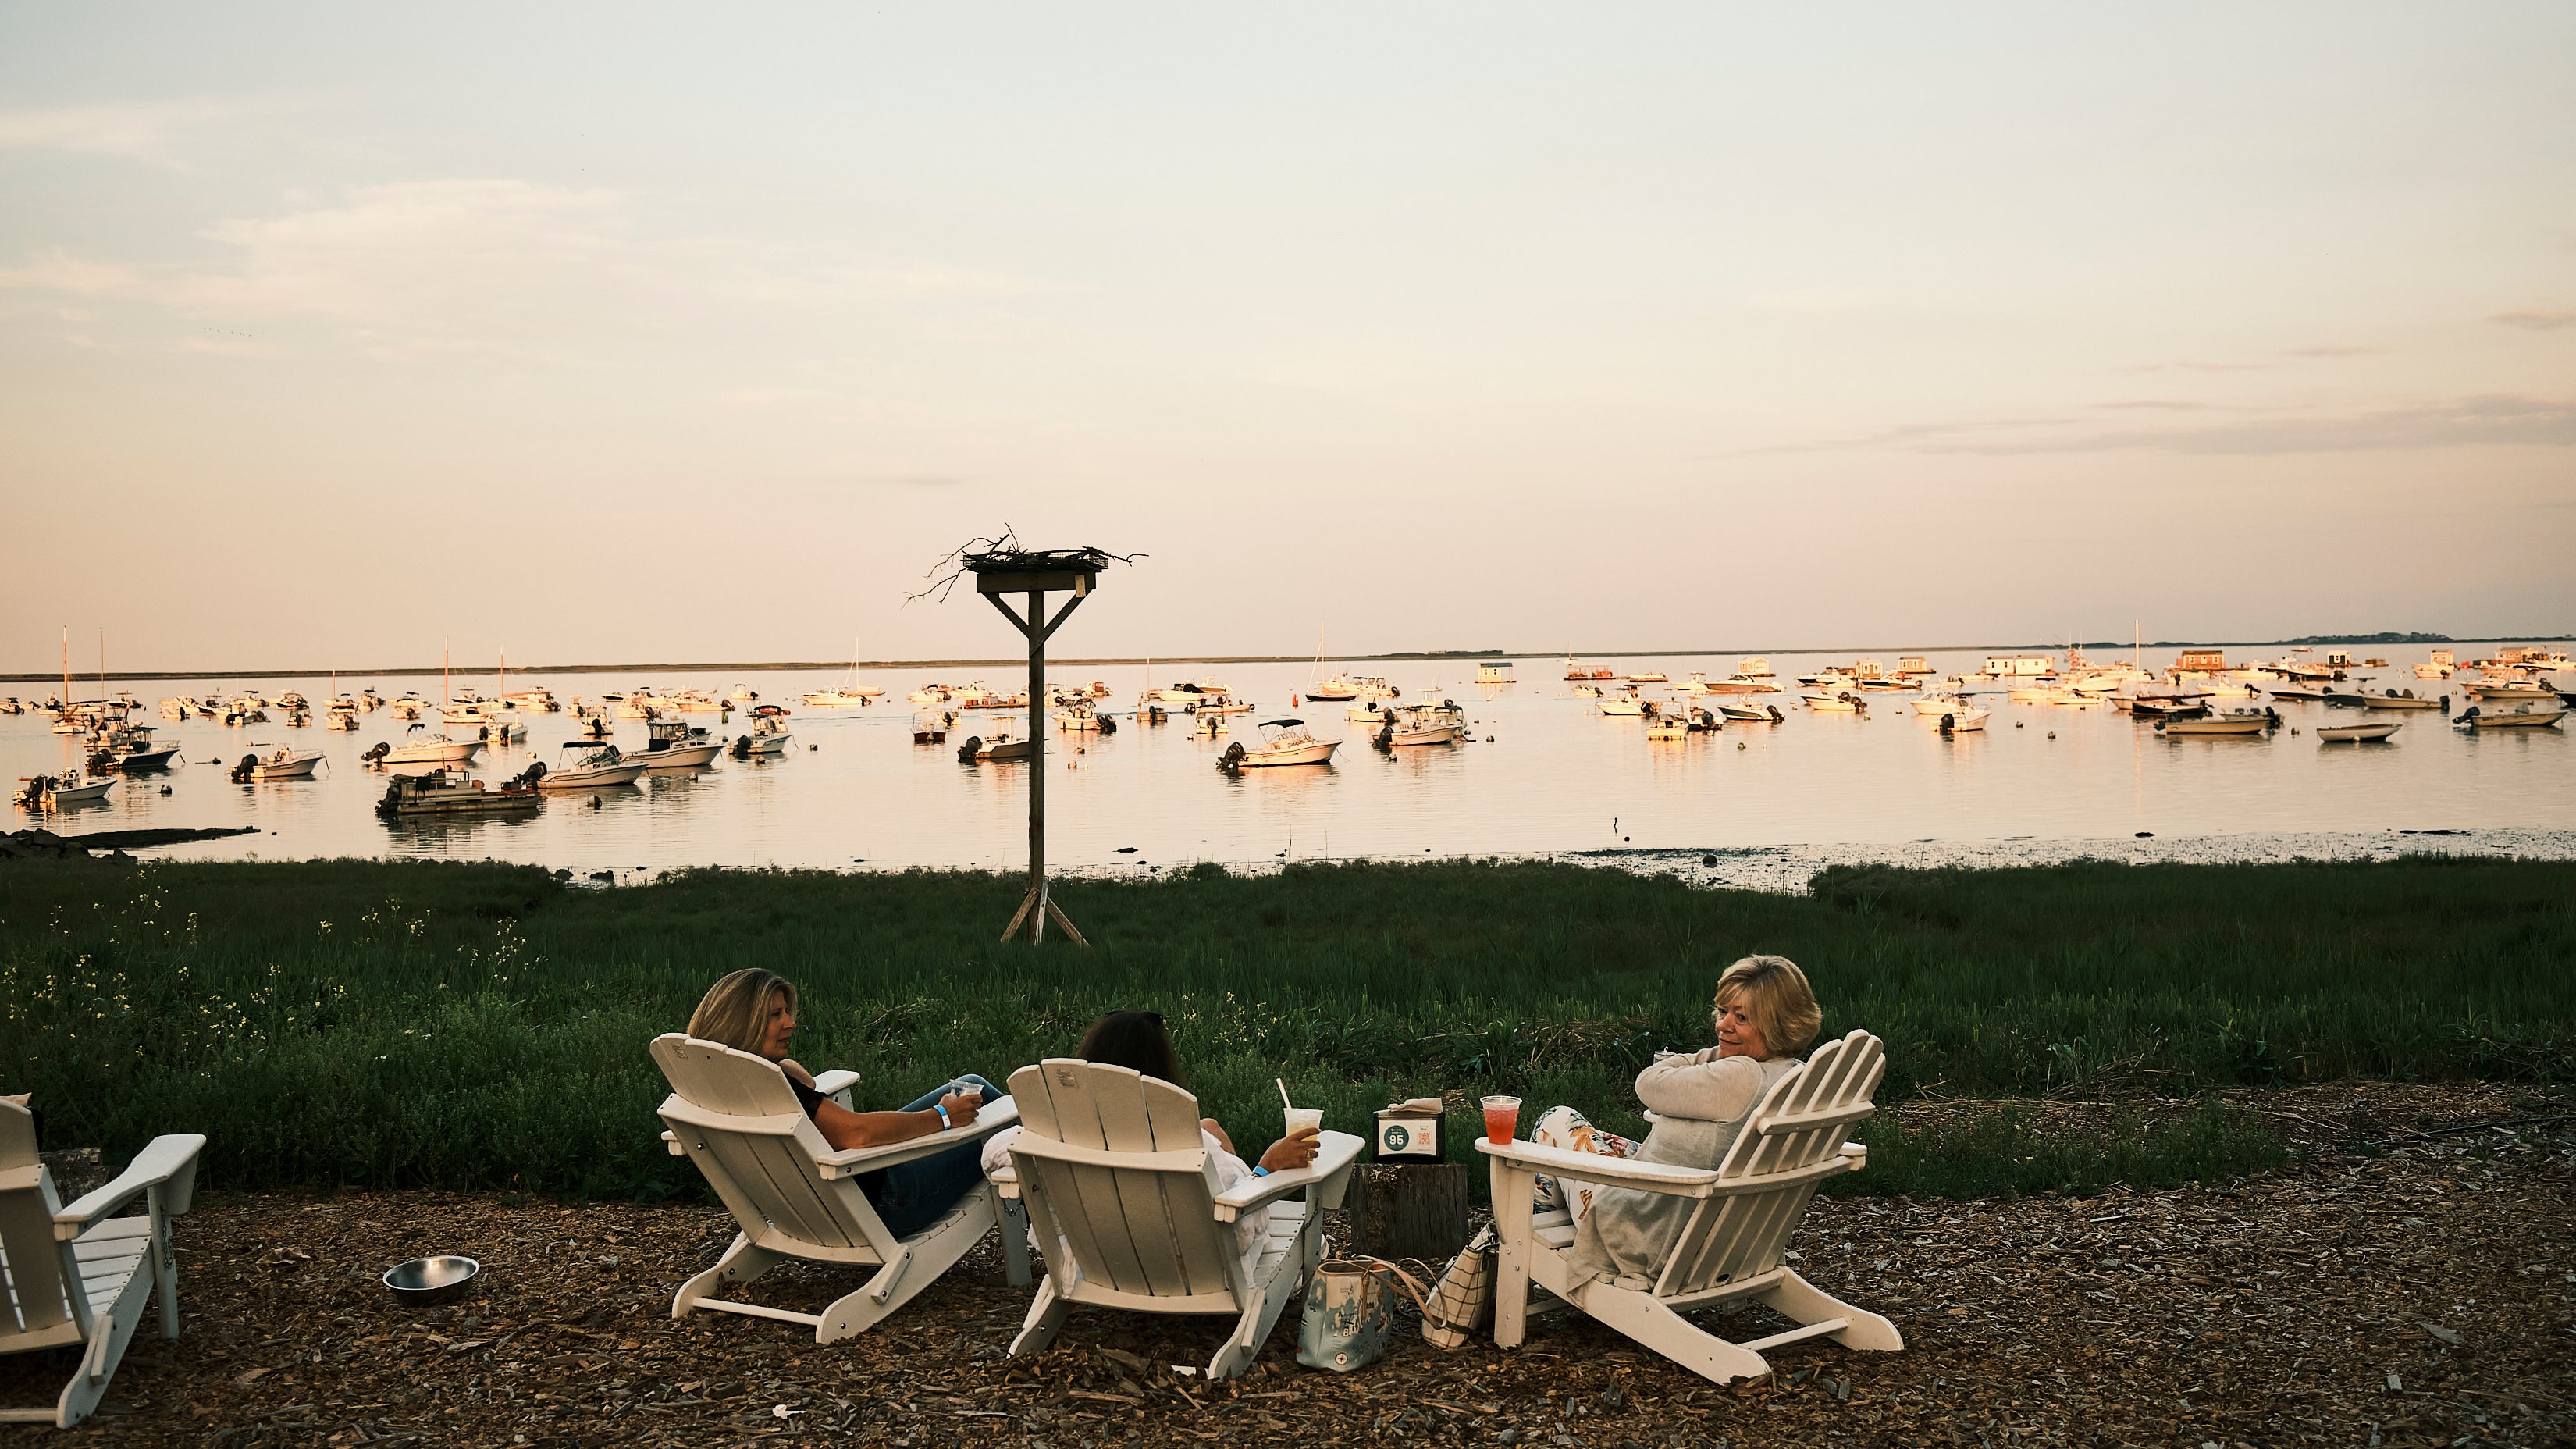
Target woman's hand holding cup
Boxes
[1260,1126,1320,1173]
[939,1084,983,1130]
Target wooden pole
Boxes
[1026,588,1046,942]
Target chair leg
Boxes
[1577,1284,1773,1386]
[1009,1275,1072,1357]
[996,1189,1034,1288]
[1487,1160,1535,1348]
[674,1234,778,1319]
[55,1295,144,1429]
[1761,1269,1904,1351]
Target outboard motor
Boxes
[230,753,259,783]
[1098,714,1118,735]
[730,734,753,758]
[1939,711,1956,734]
[956,735,982,764]
[361,740,391,765]
[1218,741,1246,772]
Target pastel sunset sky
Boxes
[5,5,2571,671]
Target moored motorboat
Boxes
[13,769,115,808]
[1803,691,1866,713]
[368,726,482,766]
[375,767,542,817]
[535,742,647,789]
[1930,705,1990,732]
[231,746,326,782]
[1596,691,1656,717]
[955,729,1033,761]
[1347,700,1395,724]
[1912,694,1976,717]
[2317,721,2401,742]
[1052,701,1117,733]
[2158,708,2275,736]
[1220,718,1339,768]
[2453,703,2566,730]
[913,708,958,744]
[729,711,795,757]
[1380,701,1469,747]
[2359,689,2444,711]
[636,719,724,768]
[1716,700,1785,723]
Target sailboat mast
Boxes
[443,638,450,707]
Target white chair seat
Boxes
[1479,1030,1905,1385]
[652,1033,1031,1344]
[0,1102,205,1428]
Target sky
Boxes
[3,4,2571,674]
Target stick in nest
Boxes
[907,525,1146,604]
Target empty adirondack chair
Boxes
[651,1034,1031,1343]
[1477,1028,1902,1383]
[0,1098,207,1428]
[1000,1059,1363,1380]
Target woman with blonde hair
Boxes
[686,967,998,1239]
[1528,954,1823,1285]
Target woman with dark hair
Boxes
[981,1009,1318,1270]
[685,967,998,1239]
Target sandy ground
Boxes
[6,1082,2568,1447]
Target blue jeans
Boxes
[862,1073,1002,1240]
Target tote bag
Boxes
[1296,1255,1430,1372]
[1421,1226,1496,1350]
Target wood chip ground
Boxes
[8,1083,2567,1447]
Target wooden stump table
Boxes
[1348,1162,1471,1262]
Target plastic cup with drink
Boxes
[1480,1095,1522,1145]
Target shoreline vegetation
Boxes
[5,631,2564,684]
[5,856,2566,1204]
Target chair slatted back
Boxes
[1008,1060,1240,1301]
[0,1099,84,1341]
[650,1034,873,1252]
[1654,1031,1886,1299]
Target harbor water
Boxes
[7,646,2570,887]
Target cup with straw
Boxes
[1279,1077,1322,1148]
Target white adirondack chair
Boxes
[651,1034,1031,1343]
[1478,1029,1903,1383]
[1000,1059,1363,1380]
[0,1099,207,1428]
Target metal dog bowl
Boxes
[382,1255,482,1305]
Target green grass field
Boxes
[5,855,2567,1201]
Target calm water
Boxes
[8,646,2570,885]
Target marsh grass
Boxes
[4,855,2566,1201]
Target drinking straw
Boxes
[1277,1078,1293,1109]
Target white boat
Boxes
[2464,680,2558,702]
[1596,692,1655,717]
[636,720,724,767]
[1716,700,1784,723]
[1382,701,1468,746]
[1644,713,1691,741]
[1222,718,1339,767]
[1156,678,1236,704]
[1193,692,1255,715]
[2454,702,2566,730]
[1928,705,1990,732]
[231,746,325,781]
[1704,674,1781,695]
[1912,695,1976,716]
[13,769,115,808]
[1347,700,1396,724]
[2317,721,2401,743]
[1353,676,1400,701]
[955,729,1032,761]
[909,684,957,705]
[505,689,563,713]
[729,712,794,757]
[1053,701,1116,732]
[326,707,361,731]
[913,709,958,744]
[801,687,881,707]
[1625,669,1669,685]
[1796,670,1854,689]
[1803,691,1866,713]
[536,742,647,789]
[2159,709,2275,736]
[2357,689,2445,711]
[1192,710,1229,738]
[372,727,483,765]
[726,685,759,703]
[1305,673,1361,702]
[2007,685,2055,703]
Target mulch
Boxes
[8,1082,2568,1447]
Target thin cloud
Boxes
[2126,359,2272,373]
[0,97,294,158]
[2093,399,2212,411]
[2281,345,2373,358]
[0,180,1049,362]
[1937,395,2576,456]
[2492,308,2575,331]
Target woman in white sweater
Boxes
[1532,955,1824,1286]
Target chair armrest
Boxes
[55,1134,207,1240]
[1475,1138,1722,1197]
[813,1069,859,1108]
[662,1130,685,1156]
[813,1098,1019,1180]
[1212,1130,1364,1221]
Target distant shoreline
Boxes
[3,634,2563,685]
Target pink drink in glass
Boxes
[1481,1095,1521,1145]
